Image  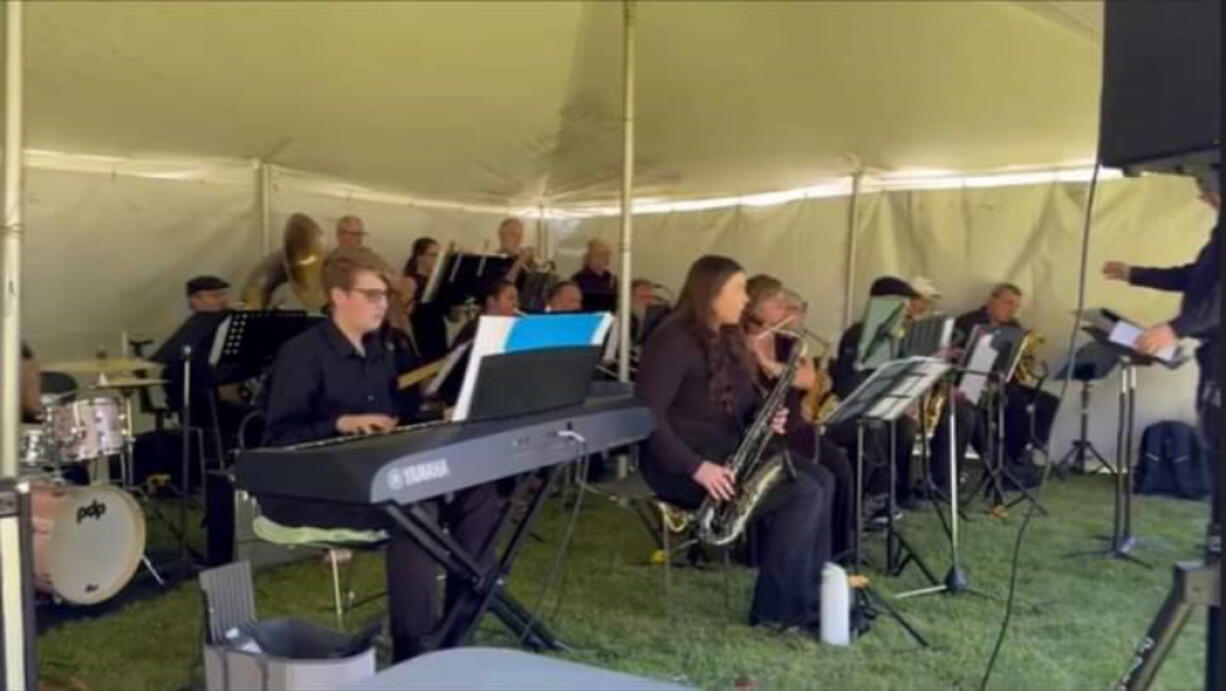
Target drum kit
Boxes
[19,355,167,606]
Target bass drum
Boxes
[30,482,146,605]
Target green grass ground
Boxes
[38,474,1209,690]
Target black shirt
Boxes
[261,320,398,447]
[635,316,758,479]
[1130,225,1220,387]
[831,322,865,400]
[572,267,617,312]
[952,306,1022,349]
[409,271,450,363]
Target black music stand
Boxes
[959,326,1047,515]
[382,321,608,654]
[210,310,322,385]
[1052,341,1119,477]
[422,249,515,310]
[1064,323,1184,569]
[825,357,948,647]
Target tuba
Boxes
[694,333,806,547]
[1012,330,1047,388]
[242,213,328,311]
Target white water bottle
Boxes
[820,561,851,646]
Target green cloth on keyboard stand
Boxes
[253,515,387,546]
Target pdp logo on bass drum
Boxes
[77,499,107,523]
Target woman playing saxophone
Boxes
[636,255,833,634]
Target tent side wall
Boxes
[21,161,1209,462]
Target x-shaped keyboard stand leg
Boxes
[384,465,568,653]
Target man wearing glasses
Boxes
[258,245,500,662]
[335,215,367,249]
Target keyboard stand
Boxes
[384,464,567,653]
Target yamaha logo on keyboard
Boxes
[388,459,451,491]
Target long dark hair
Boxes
[673,255,753,413]
[402,236,439,277]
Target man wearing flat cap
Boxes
[828,276,926,525]
[186,275,231,313]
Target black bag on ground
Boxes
[1134,420,1210,500]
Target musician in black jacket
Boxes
[744,274,852,560]
[636,255,832,633]
[829,276,923,519]
[1103,173,1221,484]
[259,246,500,662]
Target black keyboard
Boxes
[235,389,653,507]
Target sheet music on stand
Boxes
[208,310,322,383]
[422,247,515,309]
[900,314,954,358]
[453,312,614,422]
[825,357,949,427]
[1076,307,1184,366]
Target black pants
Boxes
[929,398,988,488]
[259,484,502,662]
[804,436,853,560]
[825,418,915,503]
[1002,384,1060,465]
[646,463,832,627]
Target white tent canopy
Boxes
[6,0,1212,466]
[29,1,1105,205]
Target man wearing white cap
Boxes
[909,275,941,318]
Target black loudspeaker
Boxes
[1098,0,1221,173]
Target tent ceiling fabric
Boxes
[28,1,1102,206]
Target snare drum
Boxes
[29,482,146,605]
[47,397,126,462]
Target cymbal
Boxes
[90,377,167,390]
[46,357,160,374]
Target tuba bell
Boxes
[242,213,328,311]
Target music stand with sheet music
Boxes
[209,311,322,385]
[1063,320,1186,569]
[956,325,1046,515]
[422,249,516,311]
[900,315,954,358]
[824,357,947,647]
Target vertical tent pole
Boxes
[1,0,24,482]
[842,171,864,330]
[258,161,272,254]
[1,4,32,689]
[617,0,636,382]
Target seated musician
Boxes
[496,217,536,287]
[743,275,853,560]
[546,281,583,313]
[164,275,251,449]
[908,275,942,319]
[433,277,519,409]
[384,273,429,419]
[636,255,833,633]
[930,283,1042,491]
[402,237,449,362]
[630,277,670,345]
[259,246,501,662]
[571,238,617,312]
[21,341,42,422]
[829,277,924,520]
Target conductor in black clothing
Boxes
[259,245,501,662]
[1103,173,1220,479]
[636,255,833,632]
